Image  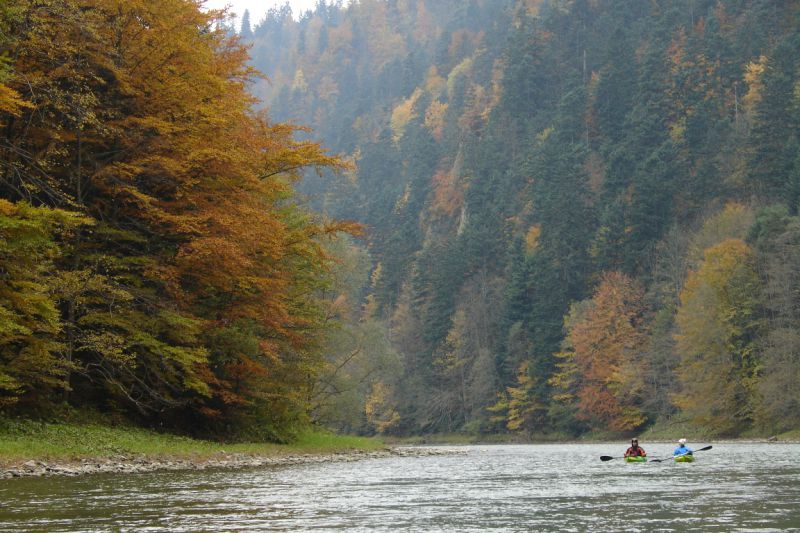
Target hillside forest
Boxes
[1,0,799,442]
[245,0,800,438]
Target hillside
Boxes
[244,0,800,437]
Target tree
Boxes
[674,239,763,435]
[240,9,254,40]
[308,238,402,434]
[0,0,350,440]
[555,272,649,432]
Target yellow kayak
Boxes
[674,454,695,463]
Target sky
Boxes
[203,0,321,28]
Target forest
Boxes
[1,0,798,443]
[0,0,359,441]
[244,0,800,438]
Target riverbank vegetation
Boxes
[0,418,383,465]
[247,0,800,440]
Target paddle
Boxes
[599,454,654,461]
[650,445,712,463]
[600,454,661,461]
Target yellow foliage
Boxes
[503,361,547,432]
[447,57,474,98]
[0,0,354,424]
[364,1,406,70]
[425,66,447,95]
[365,381,401,433]
[394,183,412,213]
[524,225,541,254]
[390,88,422,142]
[743,56,767,116]
[669,116,686,143]
[675,238,762,433]
[0,84,31,120]
[688,203,754,265]
[424,100,448,140]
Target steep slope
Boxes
[246,0,800,437]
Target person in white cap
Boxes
[674,438,693,457]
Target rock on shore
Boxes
[0,447,464,479]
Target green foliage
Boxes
[0,200,88,406]
[250,0,800,438]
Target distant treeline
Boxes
[0,0,359,441]
[247,0,800,437]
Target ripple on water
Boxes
[1,443,799,531]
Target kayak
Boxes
[625,456,647,462]
[674,454,695,463]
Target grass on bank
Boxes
[0,419,384,466]
[776,428,800,441]
[639,416,800,442]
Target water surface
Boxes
[1,443,798,531]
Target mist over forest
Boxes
[1,0,799,442]
[244,0,800,438]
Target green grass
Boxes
[776,428,800,441]
[0,419,384,466]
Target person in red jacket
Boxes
[624,438,647,458]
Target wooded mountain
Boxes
[245,0,800,437]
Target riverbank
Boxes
[0,446,458,479]
[0,420,459,479]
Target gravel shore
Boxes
[0,446,464,479]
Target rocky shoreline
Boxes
[0,446,464,480]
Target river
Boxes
[1,443,798,531]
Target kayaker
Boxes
[674,438,693,457]
[624,438,647,458]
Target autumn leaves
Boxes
[0,0,348,438]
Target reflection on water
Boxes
[1,443,799,531]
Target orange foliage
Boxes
[524,225,541,254]
[563,272,648,431]
[1,0,353,429]
[431,169,463,218]
[424,100,448,140]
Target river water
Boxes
[1,443,798,531]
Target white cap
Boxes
[678,438,687,444]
